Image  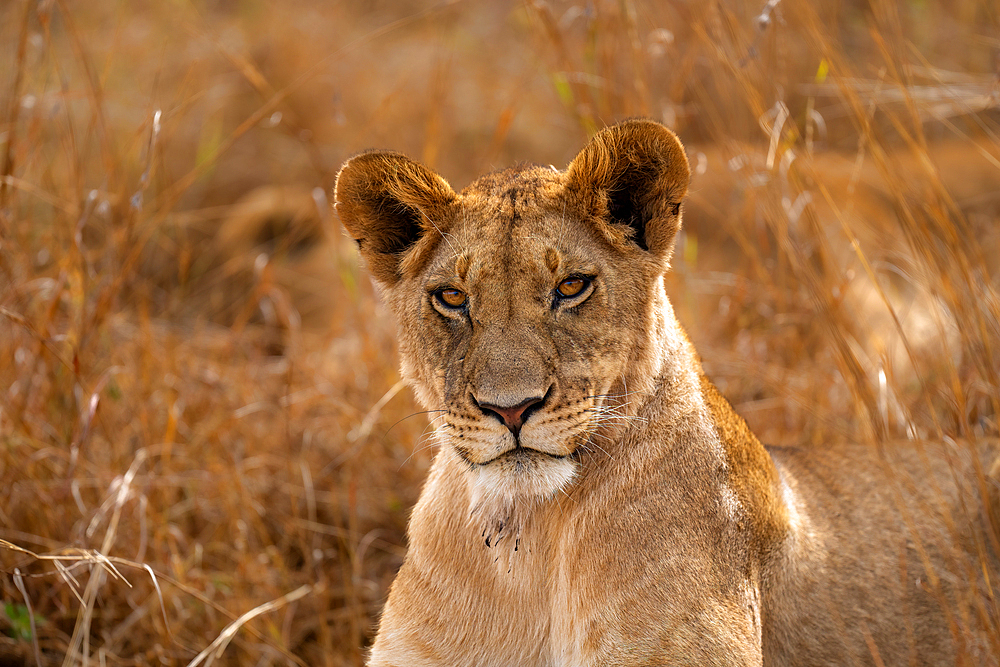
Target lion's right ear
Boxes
[566,120,690,260]
[334,151,457,285]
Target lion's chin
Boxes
[462,448,577,547]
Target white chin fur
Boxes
[463,450,577,546]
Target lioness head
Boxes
[335,120,690,534]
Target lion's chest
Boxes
[373,440,757,667]
[476,485,749,666]
[545,486,756,664]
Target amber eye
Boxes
[556,277,589,299]
[436,288,467,309]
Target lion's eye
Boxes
[556,277,589,299]
[435,288,467,309]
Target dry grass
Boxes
[1,0,999,664]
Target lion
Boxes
[334,119,998,666]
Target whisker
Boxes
[585,431,616,446]
[589,415,648,426]
[586,408,648,424]
[399,429,447,470]
[586,404,638,413]
[585,390,645,401]
[556,484,576,503]
[382,409,449,439]
[581,434,615,460]
[396,415,451,468]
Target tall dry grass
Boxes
[1,0,998,664]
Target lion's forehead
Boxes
[454,169,570,231]
[460,164,566,201]
[430,209,602,285]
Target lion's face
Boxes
[394,168,667,505]
[335,121,690,525]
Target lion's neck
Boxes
[604,281,712,446]
[585,284,785,533]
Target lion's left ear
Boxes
[566,119,690,259]
[334,151,457,285]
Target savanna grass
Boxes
[1,0,998,664]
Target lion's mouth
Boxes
[454,444,575,468]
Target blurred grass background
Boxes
[1,0,998,664]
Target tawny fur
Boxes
[334,119,999,666]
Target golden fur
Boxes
[334,120,998,665]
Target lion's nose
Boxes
[473,395,545,436]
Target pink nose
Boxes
[475,396,544,435]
